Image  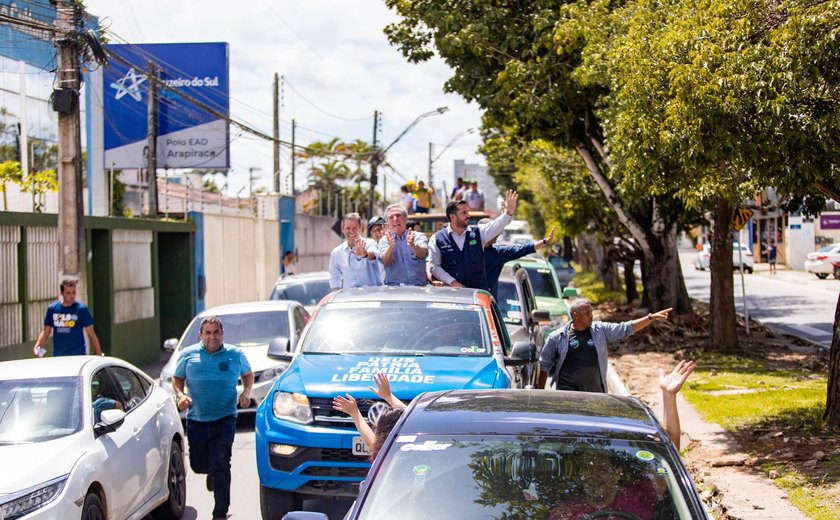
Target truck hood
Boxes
[0,434,82,494]
[284,354,502,400]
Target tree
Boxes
[0,160,23,210]
[385,0,693,314]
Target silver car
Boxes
[269,271,332,313]
[159,300,310,413]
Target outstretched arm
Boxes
[370,373,407,410]
[333,394,376,450]
[658,360,696,450]
[631,307,672,333]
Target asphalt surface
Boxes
[679,250,837,348]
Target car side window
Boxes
[90,369,124,424]
[108,367,149,412]
[293,307,308,339]
[489,301,512,356]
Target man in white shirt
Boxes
[328,212,382,290]
[428,190,518,290]
[463,179,485,211]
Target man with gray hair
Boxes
[378,203,429,286]
[329,212,382,290]
[538,299,672,392]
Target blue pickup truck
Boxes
[255,286,545,519]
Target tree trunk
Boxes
[639,219,692,314]
[622,260,639,303]
[577,233,596,273]
[709,198,738,350]
[575,140,691,315]
[824,292,840,428]
[563,236,574,263]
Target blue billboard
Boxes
[103,42,229,169]
[0,1,56,69]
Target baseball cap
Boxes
[368,216,386,228]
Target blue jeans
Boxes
[186,415,237,518]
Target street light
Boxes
[428,127,475,187]
[368,107,449,216]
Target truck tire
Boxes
[260,486,301,520]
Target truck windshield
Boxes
[301,301,490,356]
[524,267,559,298]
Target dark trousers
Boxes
[186,415,237,518]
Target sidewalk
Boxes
[608,364,808,519]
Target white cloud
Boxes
[87,0,485,198]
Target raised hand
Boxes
[370,373,393,402]
[651,307,673,321]
[352,240,367,257]
[546,226,556,244]
[503,190,519,216]
[385,230,396,248]
[658,360,696,396]
[333,394,360,416]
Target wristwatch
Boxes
[543,238,549,245]
[647,313,652,321]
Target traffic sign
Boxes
[733,207,754,231]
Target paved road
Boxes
[679,250,837,348]
[170,414,353,520]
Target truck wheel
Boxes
[260,486,301,520]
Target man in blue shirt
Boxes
[173,316,253,520]
[329,212,382,289]
[33,278,102,357]
[378,203,430,286]
[481,223,555,300]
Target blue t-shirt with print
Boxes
[43,301,95,356]
[174,343,252,422]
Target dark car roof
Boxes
[399,389,662,440]
[328,286,485,305]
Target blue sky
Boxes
[85,0,485,198]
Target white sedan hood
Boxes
[239,343,283,374]
[0,434,82,494]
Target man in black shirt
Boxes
[538,299,672,392]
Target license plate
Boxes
[352,436,371,457]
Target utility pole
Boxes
[367,110,379,217]
[273,73,280,193]
[146,61,158,216]
[290,119,296,198]
[55,0,84,280]
[428,142,433,186]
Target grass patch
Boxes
[761,464,840,520]
[569,267,633,305]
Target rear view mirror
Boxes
[530,309,551,325]
[94,409,126,436]
[162,338,178,352]
[562,287,578,299]
[267,336,293,362]
[505,341,537,367]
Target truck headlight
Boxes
[0,475,67,519]
[272,392,313,424]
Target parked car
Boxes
[804,244,840,279]
[694,243,755,273]
[255,286,541,518]
[0,356,186,520]
[159,300,310,413]
[287,389,709,520]
[496,266,551,385]
[269,271,332,312]
[509,233,535,245]
[506,256,575,332]
[547,253,577,287]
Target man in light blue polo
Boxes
[173,316,253,520]
[329,212,382,290]
[378,203,429,286]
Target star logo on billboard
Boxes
[110,67,146,102]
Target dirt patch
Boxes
[598,300,837,518]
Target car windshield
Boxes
[524,266,559,298]
[359,436,694,519]
[496,281,523,325]
[818,244,840,253]
[182,311,290,348]
[0,377,83,444]
[270,278,331,307]
[301,301,490,356]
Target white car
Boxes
[804,243,840,279]
[0,356,185,520]
[694,243,755,273]
[159,300,310,413]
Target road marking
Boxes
[790,324,831,337]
